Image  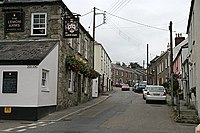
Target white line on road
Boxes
[16,129,27,132]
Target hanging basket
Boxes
[66,56,81,72]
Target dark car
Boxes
[135,84,146,93]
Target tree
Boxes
[129,62,142,69]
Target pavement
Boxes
[167,95,199,124]
[39,94,111,122]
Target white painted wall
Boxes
[94,42,112,92]
[194,0,200,115]
[0,45,58,107]
[188,0,200,115]
[0,66,39,107]
[38,44,58,106]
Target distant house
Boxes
[94,41,112,96]
[111,62,146,86]
[0,0,95,120]
[149,50,170,86]
[173,35,188,99]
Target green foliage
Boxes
[162,81,169,88]
[173,74,179,96]
[65,56,99,79]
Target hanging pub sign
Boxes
[4,11,24,33]
[63,17,79,38]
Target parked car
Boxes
[121,84,130,91]
[135,84,146,93]
[145,85,167,104]
[142,88,148,100]
[115,83,123,87]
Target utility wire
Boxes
[111,0,131,15]
[106,12,171,32]
[81,10,93,17]
[108,0,121,12]
[109,0,127,14]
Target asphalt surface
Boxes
[0,87,197,133]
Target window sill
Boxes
[30,34,47,37]
[41,88,50,93]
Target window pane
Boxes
[40,24,45,28]
[40,18,45,23]
[33,24,39,28]
[40,14,45,18]
[34,15,39,18]
[34,19,39,23]
[33,29,45,34]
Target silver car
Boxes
[145,85,167,104]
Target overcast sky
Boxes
[63,0,191,66]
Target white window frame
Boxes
[84,38,88,59]
[31,13,47,36]
[68,70,74,92]
[78,33,81,53]
[42,70,48,88]
[84,77,88,94]
[41,69,50,92]
[68,38,73,48]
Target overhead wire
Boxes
[80,10,93,17]
[106,0,129,21]
[111,0,131,15]
[109,0,127,14]
[106,11,171,32]
[108,0,121,13]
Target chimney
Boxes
[175,33,185,46]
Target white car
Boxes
[145,85,167,104]
[142,88,148,100]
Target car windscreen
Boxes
[139,84,146,87]
[148,87,164,92]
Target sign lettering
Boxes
[5,11,24,32]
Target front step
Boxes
[175,114,199,124]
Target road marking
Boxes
[16,126,27,129]
[16,129,27,132]
[3,128,15,132]
[28,126,37,129]
[1,121,55,132]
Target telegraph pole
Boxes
[147,44,149,84]
[169,21,174,105]
[93,7,96,40]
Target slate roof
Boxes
[0,40,58,65]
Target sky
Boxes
[63,0,191,67]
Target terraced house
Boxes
[0,0,96,120]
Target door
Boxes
[77,74,81,103]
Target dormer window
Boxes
[31,13,47,36]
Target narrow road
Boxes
[8,87,197,133]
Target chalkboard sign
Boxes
[2,72,18,93]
